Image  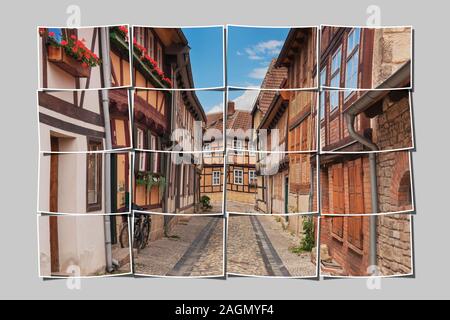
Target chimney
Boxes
[227,101,236,116]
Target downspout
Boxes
[344,112,378,268]
[100,27,114,272]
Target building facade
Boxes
[317,26,413,276]
[132,27,206,241]
[38,26,132,277]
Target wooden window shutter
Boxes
[331,164,344,238]
[347,159,364,249]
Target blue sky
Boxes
[227,26,289,88]
[182,27,224,88]
[182,26,289,114]
[182,27,224,114]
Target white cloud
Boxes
[248,67,269,80]
[232,90,259,111]
[243,40,284,61]
[207,102,224,114]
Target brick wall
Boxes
[320,216,371,276]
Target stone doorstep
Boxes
[321,260,347,277]
[112,247,131,267]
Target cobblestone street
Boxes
[227,215,317,277]
[226,201,258,213]
[134,216,224,277]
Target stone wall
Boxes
[374,93,412,150]
[376,214,412,275]
[372,27,412,87]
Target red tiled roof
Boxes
[254,59,287,117]
[206,109,253,131]
[206,112,224,131]
[227,110,252,130]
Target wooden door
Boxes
[331,164,344,238]
[49,137,59,273]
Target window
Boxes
[249,141,257,156]
[213,171,221,186]
[136,128,146,172]
[87,140,102,211]
[347,159,364,250]
[345,28,361,94]
[204,143,211,157]
[249,170,257,185]
[148,32,154,58]
[319,67,327,120]
[233,139,244,155]
[234,170,243,185]
[150,134,158,173]
[156,43,163,70]
[329,48,342,111]
[135,27,145,46]
[331,164,344,237]
[48,28,63,43]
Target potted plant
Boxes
[43,29,101,78]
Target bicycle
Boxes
[119,207,152,252]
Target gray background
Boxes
[0,0,446,300]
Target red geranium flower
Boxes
[48,32,55,37]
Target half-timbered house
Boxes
[132,27,206,240]
[39,26,131,90]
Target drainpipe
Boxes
[100,27,114,273]
[345,112,379,268]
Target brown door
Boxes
[49,137,59,273]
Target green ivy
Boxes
[299,216,315,252]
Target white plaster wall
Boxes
[38,216,51,276]
[57,216,106,276]
[39,153,105,214]
[39,28,103,89]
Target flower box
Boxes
[47,45,90,78]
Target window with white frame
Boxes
[249,170,257,185]
[320,67,327,120]
[329,47,342,111]
[150,134,158,172]
[136,128,146,172]
[234,170,243,185]
[212,171,221,186]
[345,28,361,95]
